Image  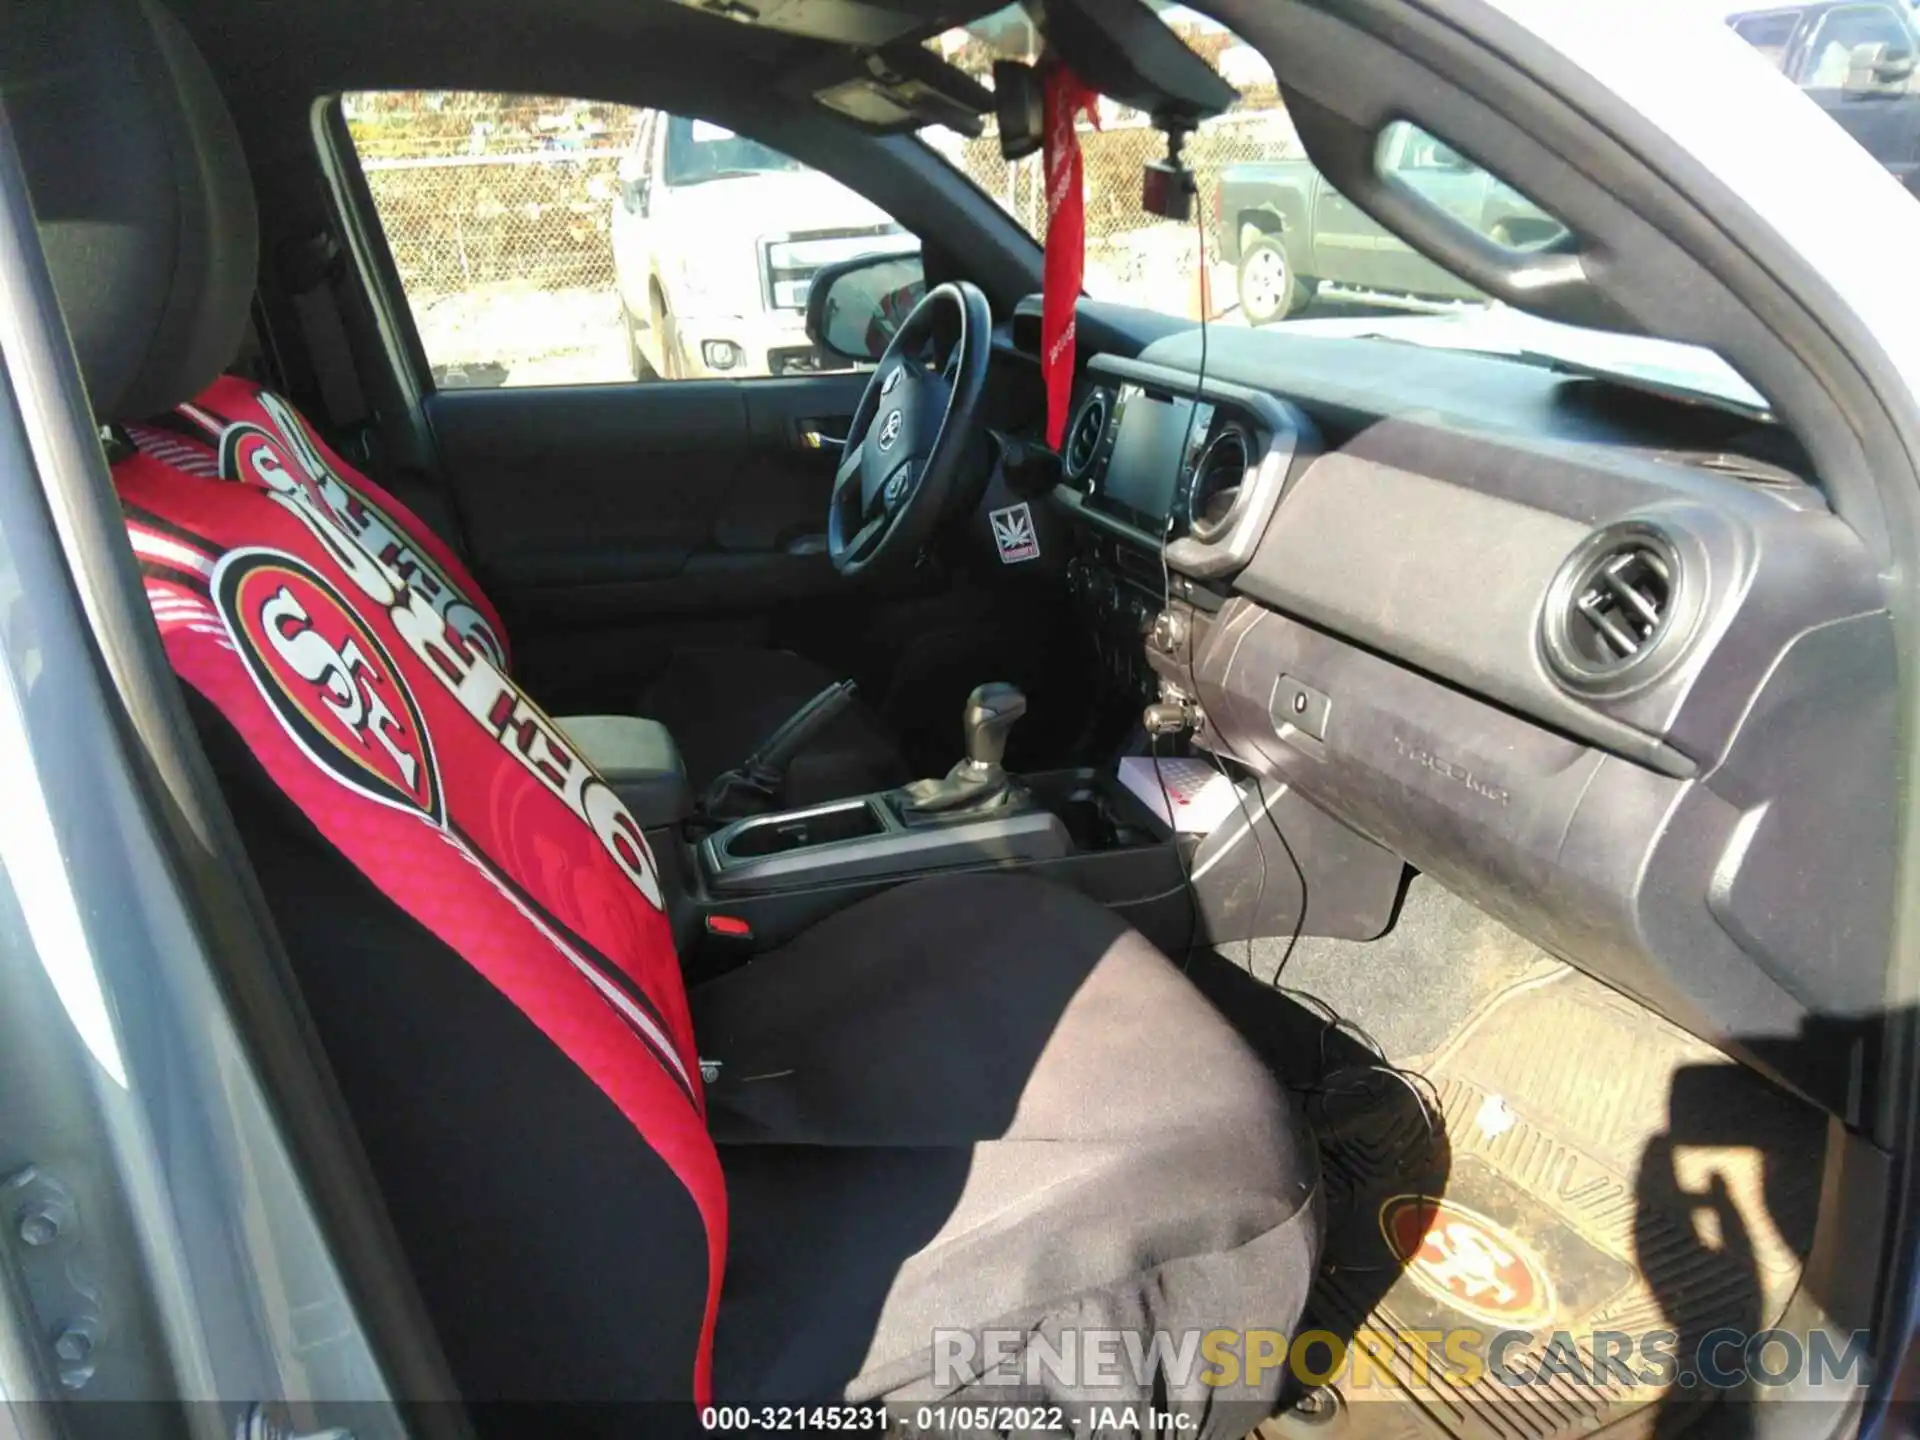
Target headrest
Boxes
[5,0,258,421]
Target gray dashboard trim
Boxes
[1049,483,1164,552]
[1239,452,1699,777]
[1197,595,1891,1116]
[1083,353,1317,581]
[1226,397,1881,776]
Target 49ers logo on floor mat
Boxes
[215,546,442,824]
[1379,1194,1555,1328]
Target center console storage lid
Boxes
[557,715,693,829]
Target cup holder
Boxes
[720,800,885,859]
[1023,769,1162,851]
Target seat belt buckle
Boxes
[703,913,755,944]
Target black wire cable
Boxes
[1147,172,1218,968]
[1146,732,1200,962]
[1156,188,1435,1137]
[1158,181,1279,974]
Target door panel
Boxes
[425,372,876,710]
[343,92,954,716]
[1308,183,1375,277]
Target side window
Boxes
[342,92,915,388]
[1797,5,1912,87]
[1730,11,1803,71]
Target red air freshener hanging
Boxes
[1040,62,1099,451]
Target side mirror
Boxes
[617,153,650,216]
[1844,40,1916,96]
[804,249,927,363]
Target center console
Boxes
[663,679,1195,960]
[698,679,1159,891]
[617,351,1394,969]
[701,680,1082,891]
[701,792,1071,895]
[1054,354,1317,577]
[681,761,1186,956]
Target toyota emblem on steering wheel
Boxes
[877,409,904,451]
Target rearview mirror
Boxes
[804,250,927,363]
[993,60,1045,161]
[1844,40,1916,96]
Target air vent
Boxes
[1063,391,1110,482]
[1185,426,1252,542]
[1543,523,1687,692]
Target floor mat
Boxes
[1255,960,1825,1440]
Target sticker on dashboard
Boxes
[990,503,1041,564]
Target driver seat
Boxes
[128,373,905,805]
[20,15,901,812]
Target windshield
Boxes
[923,0,1916,415]
[661,115,805,186]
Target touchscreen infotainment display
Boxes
[1099,385,1211,532]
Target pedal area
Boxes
[1268,967,1825,1440]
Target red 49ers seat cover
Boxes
[113,376,727,1401]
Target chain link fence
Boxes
[348,91,627,295]
[347,93,633,383]
[360,149,625,296]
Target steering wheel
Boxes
[828,280,992,578]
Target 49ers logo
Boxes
[215,548,442,825]
[220,423,330,518]
[1379,1195,1554,1328]
[217,404,507,670]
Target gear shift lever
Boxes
[897,682,1029,819]
[963,682,1027,769]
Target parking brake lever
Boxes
[695,680,858,827]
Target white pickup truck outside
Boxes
[611,113,915,380]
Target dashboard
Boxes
[1011,299,1894,1124]
[1044,354,1318,702]
[1058,356,1313,575]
